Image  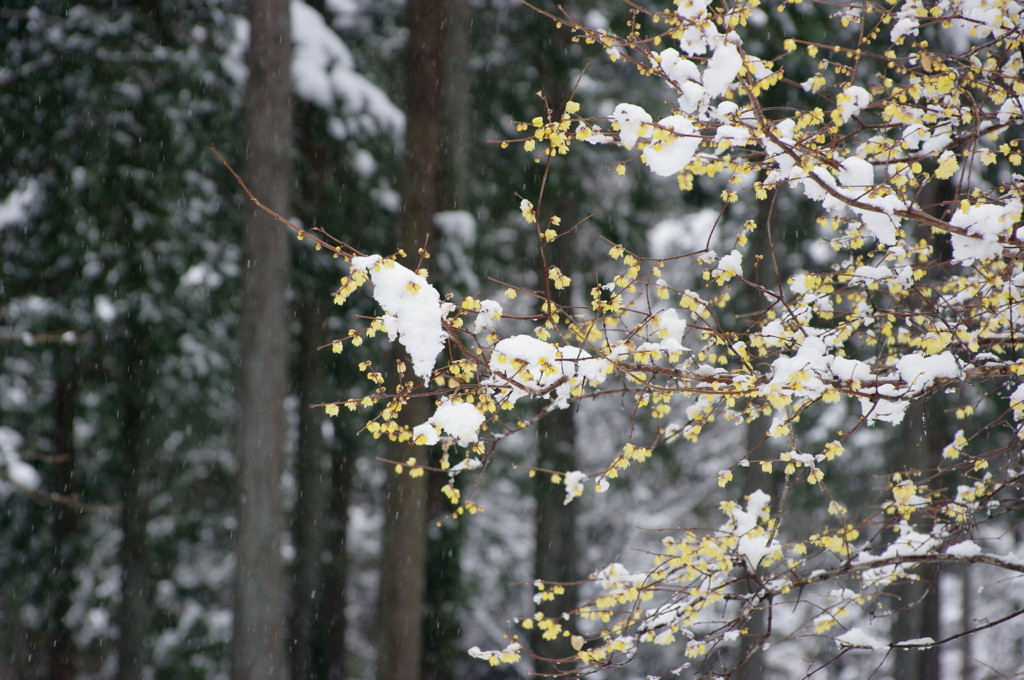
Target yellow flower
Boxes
[520,199,536,223]
[548,266,571,290]
[934,150,958,179]
[893,479,916,505]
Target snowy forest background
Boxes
[2,1,1023,680]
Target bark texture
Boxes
[50,346,78,680]
[374,2,445,679]
[530,27,580,673]
[117,318,153,680]
[232,0,292,677]
[290,295,330,680]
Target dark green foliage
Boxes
[0,2,241,675]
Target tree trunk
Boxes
[422,493,465,680]
[421,3,472,679]
[891,177,953,680]
[895,401,942,680]
[398,0,445,256]
[290,295,330,680]
[732,420,772,680]
[732,187,780,680]
[375,421,430,680]
[323,438,353,680]
[532,407,578,674]
[50,345,78,680]
[530,27,580,673]
[531,204,579,675]
[117,319,153,680]
[441,0,472,212]
[375,2,445,679]
[290,15,333,671]
[960,564,972,680]
[232,0,292,677]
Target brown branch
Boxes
[209,144,363,259]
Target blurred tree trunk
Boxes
[232,0,292,677]
[117,317,153,680]
[960,564,972,680]
[290,92,355,680]
[421,2,472,679]
[530,20,580,675]
[532,406,578,673]
[323,438,353,680]
[441,0,472,212]
[376,422,430,680]
[291,294,330,680]
[289,6,332,667]
[375,2,445,679]
[288,110,356,673]
[50,345,78,680]
[891,177,953,680]
[732,188,780,680]
[895,401,942,680]
[531,201,578,676]
[422,510,464,680]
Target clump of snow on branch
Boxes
[836,627,888,651]
[484,335,610,409]
[895,351,962,392]
[723,489,783,569]
[948,199,1022,264]
[413,399,486,447]
[563,470,588,505]
[467,641,522,667]
[643,115,701,177]
[350,255,446,381]
[611,103,652,149]
[472,299,503,333]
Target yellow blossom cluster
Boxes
[324,0,1024,672]
[510,99,581,159]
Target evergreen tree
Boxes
[0,2,241,677]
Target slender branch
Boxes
[209,144,363,259]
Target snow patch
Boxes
[949,199,1022,265]
[485,335,610,408]
[836,627,888,650]
[643,115,700,177]
[413,399,485,447]
[350,256,446,381]
[945,540,982,557]
[0,178,41,231]
[896,351,962,392]
[612,103,652,149]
